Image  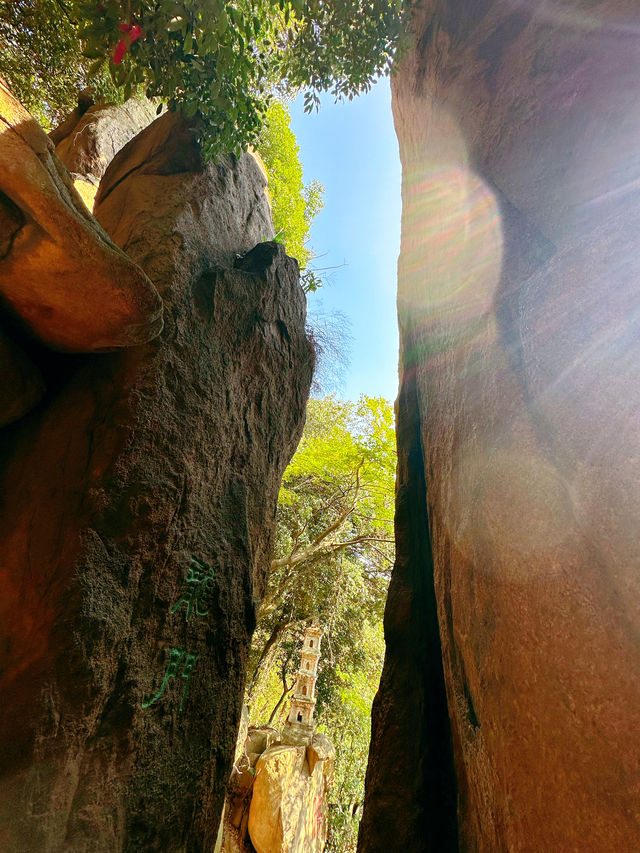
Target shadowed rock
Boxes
[0,327,44,427]
[0,109,313,853]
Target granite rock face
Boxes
[0,111,313,852]
[360,3,640,852]
[51,95,160,212]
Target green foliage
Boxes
[2,0,406,155]
[257,100,323,274]
[0,0,119,129]
[247,395,395,849]
[320,622,385,853]
[279,395,395,520]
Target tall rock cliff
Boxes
[0,90,313,852]
[360,3,640,851]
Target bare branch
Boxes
[271,463,365,571]
[309,461,362,548]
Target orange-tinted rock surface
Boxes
[0,79,163,353]
[219,726,334,853]
[360,3,640,852]
[0,111,313,852]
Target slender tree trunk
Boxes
[267,667,294,726]
[246,619,291,706]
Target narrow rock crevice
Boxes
[358,354,458,853]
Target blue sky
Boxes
[290,76,401,404]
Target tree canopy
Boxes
[0,0,405,154]
[248,395,395,700]
[0,0,119,128]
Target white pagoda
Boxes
[285,624,323,731]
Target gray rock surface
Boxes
[54,97,159,185]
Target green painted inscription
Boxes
[170,557,216,622]
[142,647,200,711]
[142,556,215,711]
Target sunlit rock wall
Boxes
[360,2,640,851]
[0,108,313,852]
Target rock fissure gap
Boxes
[358,359,459,853]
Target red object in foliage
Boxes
[113,38,128,64]
[113,21,144,64]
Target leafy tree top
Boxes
[279,394,395,523]
[0,0,120,128]
[0,0,406,155]
[257,100,324,277]
[249,394,395,705]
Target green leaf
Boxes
[88,59,104,77]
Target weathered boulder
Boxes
[248,736,333,853]
[48,89,94,147]
[360,3,640,852]
[220,726,333,853]
[52,95,160,212]
[94,112,273,272]
[306,732,333,775]
[0,110,313,852]
[246,725,281,765]
[54,97,159,186]
[0,79,163,353]
[250,745,308,853]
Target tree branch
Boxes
[247,619,293,705]
[271,462,366,572]
[309,461,362,548]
